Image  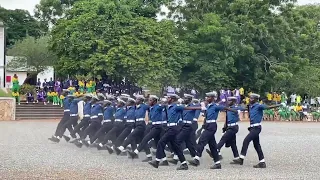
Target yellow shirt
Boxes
[12,92,19,96]
[276,94,281,102]
[60,95,65,100]
[296,96,301,103]
[239,88,244,95]
[245,97,250,105]
[295,106,303,112]
[267,93,272,101]
[272,94,278,101]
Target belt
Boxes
[136,118,145,121]
[115,119,123,122]
[98,113,103,116]
[152,121,166,125]
[167,123,177,127]
[103,119,112,123]
[250,123,261,127]
[227,123,238,127]
[182,120,192,124]
[84,114,90,117]
[70,114,77,117]
[126,120,135,123]
[206,120,216,123]
[91,115,98,119]
[64,109,70,112]
[193,118,198,121]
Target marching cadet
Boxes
[113,95,149,156]
[49,93,84,142]
[232,93,283,168]
[48,90,71,143]
[188,91,237,169]
[97,98,127,150]
[75,95,104,148]
[168,94,200,164]
[105,97,136,154]
[66,93,93,143]
[148,94,204,170]
[85,95,115,146]
[128,95,167,163]
[206,96,244,162]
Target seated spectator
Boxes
[295,104,303,121]
[26,91,34,104]
[36,89,47,105]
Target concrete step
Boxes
[16,114,63,118]
[16,103,64,120]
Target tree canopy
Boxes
[0,6,46,48]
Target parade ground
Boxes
[0,121,319,180]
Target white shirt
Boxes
[290,94,296,103]
[191,89,196,95]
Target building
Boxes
[0,20,5,88]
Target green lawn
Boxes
[0,89,11,97]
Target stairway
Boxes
[16,103,64,120]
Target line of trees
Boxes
[1,0,320,95]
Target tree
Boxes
[50,0,187,89]
[0,7,46,48]
[7,36,58,83]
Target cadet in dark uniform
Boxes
[97,98,126,150]
[168,94,200,164]
[232,93,283,168]
[128,95,167,164]
[53,94,85,142]
[188,91,237,169]
[86,95,115,146]
[114,95,149,156]
[75,95,105,148]
[105,97,136,154]
[206,96,243,162]
[48,90,71,143]
[65,93,93,142]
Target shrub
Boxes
[19,84,36,95]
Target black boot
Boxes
[114,147,122,155]
[63,135,70,142]
[210,163,222,169]
[188,159,200,167]
[230,158,244,165]
[168,159,178,165]
[69,138,79,144]
[176,163,188,170]
[253,162,266,168]
[105,145,114,154]
[159,160,169,166]
[75,141,83,148]
[48,136,60,143]
[97,144,107,150]
[148,160,160,168]
[82,140,90,147]
[128,151,138,159]
[142,157,152,162]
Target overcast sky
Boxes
[0,0,319,15]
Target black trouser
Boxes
[217,125,239,158]
[196,123,220,162]
[101,122,125,145]
[122,124,146,150]
[137,124,162,153]
[156,126,186,163]
[240,126,264,160]
[176,123,197,157]
[90,121,113,144]
[191,121,198,146]
[70,117,90,138]
[54,112,70,137]
[57,115,78,138]
[114,124,134,147]
[80,120,101,140]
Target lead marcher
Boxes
[232,93,283,168]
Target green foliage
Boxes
[0,89,10,97]
[50,0,187,89]
[19,84,36,95]
[7,36,58,75]
[0,6,46,48]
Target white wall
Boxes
[5,71,27,88]
[0,25,5,88]
[37,66,54,87]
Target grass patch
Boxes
[0,89,11,97]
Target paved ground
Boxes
[0,121,319,180]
